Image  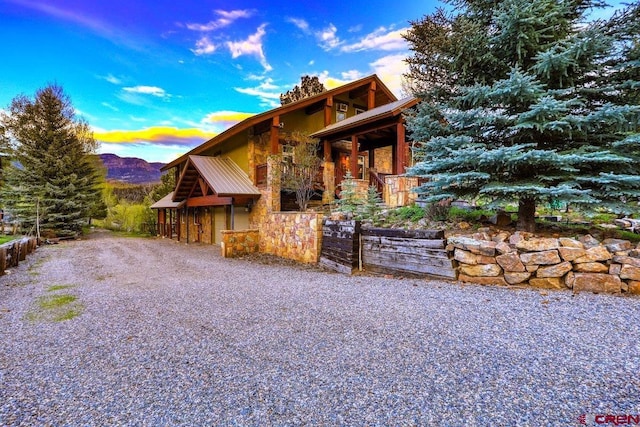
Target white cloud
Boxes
[341,26,409,53]
[186,9,253,32]
[191,36,217,55]
[369,54,409,97]
[101,102,119,111]
[102,74,122,85]
[287,17,310,34]
[317,23,342,51]
[226,24,272,71]
[123,86,167,97]
[234,77,283,108]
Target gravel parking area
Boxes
[1,230,639,426]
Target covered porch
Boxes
[312,97,420,206]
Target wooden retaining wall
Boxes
[319,220,361,274]
[361,228,457,279]
[0,237,38,276]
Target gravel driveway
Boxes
[1,230,639,426]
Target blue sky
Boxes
[0,0,627,163]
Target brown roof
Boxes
[150,192,184,209]
[173,156,261,201]
[311,96,418,139]
[162,74,397,171]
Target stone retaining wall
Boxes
[448,230,640,294]
[260,212,322,263]
[220,229,260,258]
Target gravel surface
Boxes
[1,230,639,426]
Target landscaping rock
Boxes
[495,241,513,255]
[579,235,601,248]
[603,238,632,253]
[572,273,622,293]
[609,264,622,275]
[496,252,526,272]
[620,264,640,281]
[536,262,573,278]
[573,246,612,263]
[520,250,561,265]
[529,277,565,289]
[504,271,532,285]
[454,248,479,265]
[458,273,508,286]
[516,237,560,252]
[612,255,640,268]
[573,262,609,273]
[558,246,586,262]
[558,237,584,248]
[459,263,502,277]
[627,280,640,295]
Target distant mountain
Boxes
[99,153,166,184]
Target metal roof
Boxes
[150,192,184,209]
[311,96,418,138]
[180,156,261,198]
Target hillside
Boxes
[99,153,165,184]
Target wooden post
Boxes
[324,140,332,162]
[395,122,406,174]
[368,81,376,109]
[271,116,280,154]
[350,136,359,178]
[324,96,333,126]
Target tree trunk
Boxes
[517,197,537,232]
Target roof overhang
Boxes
[172,156,261,205]
[161,74,398,171]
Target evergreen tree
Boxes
[280,75,326,105]
[0,84,103,236]
[404,0,640,231]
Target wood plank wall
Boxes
[319,220,361,274]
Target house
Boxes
[152,74,419,249]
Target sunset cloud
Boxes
[202,110,255,129]
[94,126,215,146]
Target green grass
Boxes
[47,284,75,292]
[25,290,84,322]
[0,235,19,245]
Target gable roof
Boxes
[173,155,261,201]
[311,96,419,140]
[150,192,183,209]
[162,74,397,171]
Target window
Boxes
[355,107,366,115]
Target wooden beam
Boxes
[350,135,358,178]
[324,140,332,162]
[395,121,406,174]
[187,195,234,207]
[368,81,376,109]
[324,96,333,126]
[271,116,280,154]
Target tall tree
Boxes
[280,75,326,105]
[404,0,640,231]
[279,132,322,211]
[1,84,103,236]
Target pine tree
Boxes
[404,0,640,231]
[0,84,103,236]
[280,75,326,105]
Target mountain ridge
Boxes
[99,153,166,184]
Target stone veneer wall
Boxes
[220,229,260,258]
[448,230,640,294]
[260,212,323,263]
[384,176,419,208]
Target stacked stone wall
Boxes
[384,176,419,208]
[220,229,260,258]
[260,212,322,263]
[448,230,640,294]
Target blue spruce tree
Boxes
[404,0,640,231]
